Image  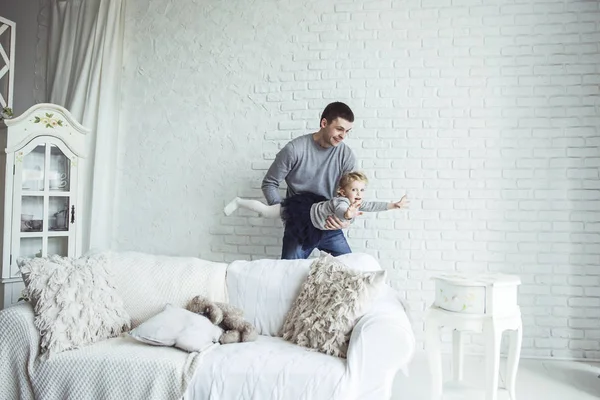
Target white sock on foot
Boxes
[223,197,240,216]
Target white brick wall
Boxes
[117,0,600,360]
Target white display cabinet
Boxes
[0,103,89,308]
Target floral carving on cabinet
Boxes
[34,113,64,129]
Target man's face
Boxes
[339,180,366,205]
[320,117,353,147]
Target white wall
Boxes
[117,0,600,359]
[0,0,39,114]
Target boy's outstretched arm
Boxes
[387,195,409,210]
[359,195,409,212]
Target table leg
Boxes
[485,321,502,400]
[506,321,523,400]
[452,329,464,382]
[425,318,443,400]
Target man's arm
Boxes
[342,148,357,174]
[261,144,295,205]
[324,147,357,229]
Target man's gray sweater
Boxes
[261,134,356,205]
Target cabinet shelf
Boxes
[19,231,70,238]
[21,191,71,197]
[0,277,23,284]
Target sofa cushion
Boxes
[184,335,350,400]
[281,252,386,358]
[30,334,203,400]
[18,254,131,358]
[105,251,228,328]
[226,258,313,336]
[336,252,383,272]
[225,253,385,337]
[129,304,222,352]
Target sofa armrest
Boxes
[346,290,415,400]
[0,302,40,400]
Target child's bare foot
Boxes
[223,197,240,216]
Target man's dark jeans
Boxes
[281,226,351,260]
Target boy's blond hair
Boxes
[337,171,369,194]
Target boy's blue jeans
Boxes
[281,226,351,260]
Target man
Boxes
[261,102,357,259]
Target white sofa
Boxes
[0,251,415,400]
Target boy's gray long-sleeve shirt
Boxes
[310,197,389,229]
[261,134,356,205]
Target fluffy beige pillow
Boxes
[18,254,131,358]
[281,252,386,358]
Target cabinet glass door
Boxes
[12,138,77,276]
[21,144,45,192]
[49,144,71,192]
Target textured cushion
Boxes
[281,252,386,358]
[130,304,222,352]
[18,254,131,358]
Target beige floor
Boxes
[392,351,600,400]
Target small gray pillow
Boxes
[281,251,386,358]
[130,304,222,352]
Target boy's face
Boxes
[339,180,366,205]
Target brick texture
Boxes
[117,0,600,360]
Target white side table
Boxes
[425,273,523,400]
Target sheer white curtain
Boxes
[41,0,125,251]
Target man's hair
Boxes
[338,171,368,191]
[320,102,354,124]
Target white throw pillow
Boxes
[18,254,131,358]
[281,251,386,358]
[130,304,222,352]
[226,257,313,336]
[336,252,382,272]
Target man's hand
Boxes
[324,214,352,230]
[389,195,409,210]
[344,199,363,220]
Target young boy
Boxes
[224,171,409,250]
